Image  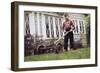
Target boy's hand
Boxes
[70,29,73,32]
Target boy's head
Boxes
[64,14,69,21]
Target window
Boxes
[59,18,63,37]
[79,21,82,32]
[25,13,30,35]
[39,13,42,37]
[50,16,54,38]
[79,21,84,33]
[81,21,84,33]
[72,20,76,33]
[55,17,59,37]
[75,20,79,33]
[45,15,50,38]
[34,12,38,37]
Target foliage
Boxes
[84,14,90,27]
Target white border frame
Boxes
[18,5,96,68]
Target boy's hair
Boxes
[64,13,69,17]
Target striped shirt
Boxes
[63,20,74,31]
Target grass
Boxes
[24,48,90,61]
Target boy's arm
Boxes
[62,22,65,31]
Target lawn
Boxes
[24,48,90,61]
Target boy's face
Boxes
[64,16,69,21]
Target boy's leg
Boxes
[64,34,68,51]
[69,32,74,49]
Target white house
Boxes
[24,11,86,46]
